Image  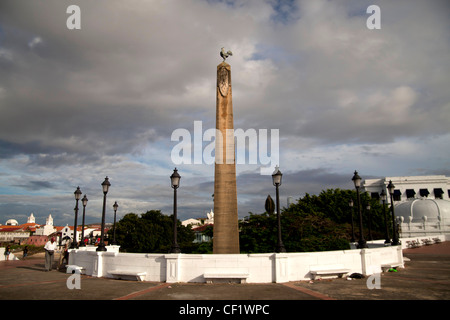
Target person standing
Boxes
[23,246,28,259]
[44,237,58,271]
[4,245,11,261]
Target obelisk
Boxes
[213,49,240,254]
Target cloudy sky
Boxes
[0,0,449,227]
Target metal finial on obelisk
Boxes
[213,48,239,254]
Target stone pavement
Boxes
[1,242,449,317]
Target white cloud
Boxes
[28,36,42,48]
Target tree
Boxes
[240,188,389,253]
[240,212,278,253]
[110,210,195,253]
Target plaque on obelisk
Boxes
[213,48,240,254]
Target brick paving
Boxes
[1,242,449,316]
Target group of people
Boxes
[2,237,70,272]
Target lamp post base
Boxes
[171,245,181,254]
[96,244,107,252]
[276,243,286,253]
[357,240,368,249]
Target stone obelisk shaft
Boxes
[213,62,240,254]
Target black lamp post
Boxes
[170,168,181,253]
[97,176,110,252]
[112,201,118,245]
[366,204,373,241]
[71,187,82,249]
[387,180,400,246]
[79,194,88,247]
[349,198,356,243]
[380,189,391,245]
[352,171,367,249]
[272,167,286,253]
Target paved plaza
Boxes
[1,242,449,316]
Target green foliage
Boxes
[111,210,195,253]
[192,241,213,254]
[110,189,392,254]
[239,212,278,253]
[240,188,391,253]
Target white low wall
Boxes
[68,245,405,283]
[0,247,18,261]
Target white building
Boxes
[60,224,98,245]
[363,175,450,238]
[5,219,19,226]
[182,210,214,243]
[27,213,36,224]
[362,175,450,205]
[0,213,40,243]
[182,218,202,227]
[182,209,214,227]
[34,214,56,236]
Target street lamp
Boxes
[349,198,356,243]
[352,171,367,248]
[112,201,118,245]
[272,167,286,253]
[170,168,181,253]
[380,189,391,245]
[387,180,400,246]
[71,187,82,249]
[97,176,111,252]
[366,204,373,241]
[79,194,88,247]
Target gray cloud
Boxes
[0,0,449,226]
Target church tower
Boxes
[27,213,36,224]
[46,214,53,226]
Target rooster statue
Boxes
[220,47,233,62]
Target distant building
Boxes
[192,224,213,243]
[60,224,99,245]
[362,175,450,205]
[5,219,19,226]
[182,209,214,227]
[363,175,450,238]
[0,213,40,244]
[26,235,49,246]
[27,213,36,224]
[395,198,450,238]
[182,210,214,243]
[182,218,202,227]
[34,214,56,236]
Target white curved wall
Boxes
[68,245,404,283]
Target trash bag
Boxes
[348,273,365,279]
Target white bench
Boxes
[203,272,249,284]
[406,240,420,248]
[108,270,147,281]
[66,265,86,275]
[309,265,351,280]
